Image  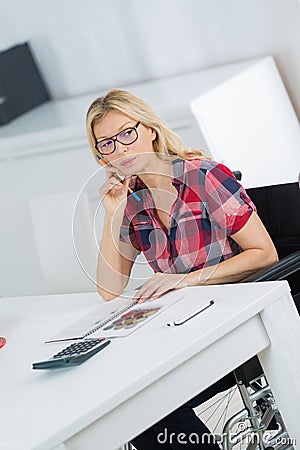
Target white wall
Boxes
[0,146,95,296]
[1,0,300,117]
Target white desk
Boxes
[0,282,299,450]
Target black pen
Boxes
[166,300,214,327]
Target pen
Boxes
[113,172,141,202]
[96,154,141,202]
[166,300,214,327]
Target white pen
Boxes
[166,300,214,327]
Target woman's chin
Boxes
[119,161,144,176]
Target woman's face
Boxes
[93,109,156,176]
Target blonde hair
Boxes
[86,88,208,162]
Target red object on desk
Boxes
[0,337,6,349]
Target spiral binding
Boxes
[84,299,139,337]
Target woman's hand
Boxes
[99,166,131,216]
[134,273,189,303]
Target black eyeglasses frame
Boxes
[95,121,141,155]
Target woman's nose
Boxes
[115,140,128,154]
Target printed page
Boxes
[45,291,185,342]
[45,296,133,342]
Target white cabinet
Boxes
[190,56,300,188]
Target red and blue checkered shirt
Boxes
[120,158,256,274]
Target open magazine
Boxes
[45,291,185,343]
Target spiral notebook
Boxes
[45,292,185,343]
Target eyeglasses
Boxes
[95,121,141,155]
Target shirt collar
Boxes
[171,158,185,186]
[129,158,185,191]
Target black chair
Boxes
[247,182,300,312]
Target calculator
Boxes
[32,338,111,370]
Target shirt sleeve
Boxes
[204,162,256,236]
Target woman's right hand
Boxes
[99,165,131,216]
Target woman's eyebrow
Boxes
[97,121,133,140]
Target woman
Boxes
[86,89,278,449]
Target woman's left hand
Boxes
[134,273,189,303]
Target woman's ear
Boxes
[151,128,157,141]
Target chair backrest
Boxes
[246,182,300,311]
[246,182,300,258]
[30,192,98,294]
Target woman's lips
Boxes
[120,156,137,167]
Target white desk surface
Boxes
[0,281,299,450]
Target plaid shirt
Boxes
[120,158,256,274]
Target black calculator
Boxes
[32,338,111,370]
